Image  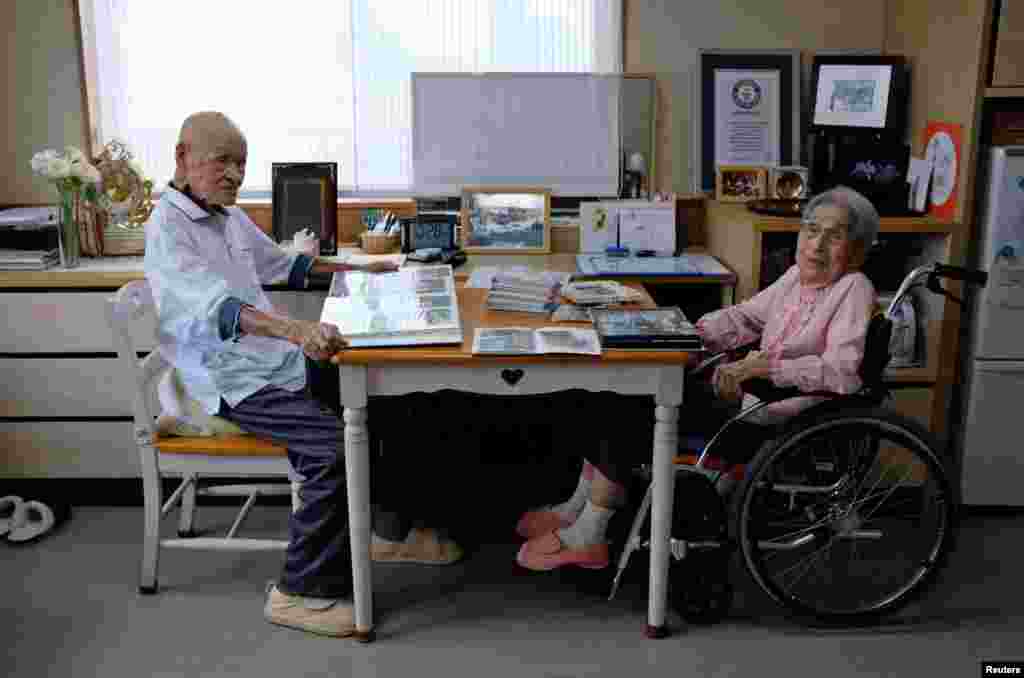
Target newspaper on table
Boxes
[320,264,463,347]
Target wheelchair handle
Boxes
[932,263,988,287]
[886,262,988,318]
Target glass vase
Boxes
[57,187,82,269]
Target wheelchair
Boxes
[609,262,988,627]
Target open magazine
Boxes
[471,327,601,356]
[320,265,463,347]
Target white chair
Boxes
[106,280,296,594]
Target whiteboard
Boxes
[412,73,620,196]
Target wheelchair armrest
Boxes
[688,341,762,376]
[741,378,841,404]
[690,352,728,375]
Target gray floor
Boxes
[4,504,1022,678]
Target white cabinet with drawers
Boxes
[0,279,327,478]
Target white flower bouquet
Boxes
[31,141,154,259]
[30,146,108,266]
[31,146,104,192]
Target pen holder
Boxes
[360,230,401,254]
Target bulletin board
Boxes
[411,73,621,197]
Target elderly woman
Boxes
[516,187,880,571]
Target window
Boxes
[78,1,622,198]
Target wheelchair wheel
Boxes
[732,407,955,624]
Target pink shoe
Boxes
[515,531,610,571]
[515,509,574,539]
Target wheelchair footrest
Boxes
[670,538,726,561]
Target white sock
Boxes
[546,466,593,519]
[557,501,615,548]
[372,530,408,546]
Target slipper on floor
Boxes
[514,508,575,540]
[370,527,464,565]
[515,531,609,571]
[6,500,71,545]
[0,496,25,537]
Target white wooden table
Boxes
[333,287,688,641]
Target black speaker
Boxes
[271,162,338,255]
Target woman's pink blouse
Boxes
[696,266,877,394]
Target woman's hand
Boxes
[714,351,772,402]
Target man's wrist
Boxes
[309,259,359,276]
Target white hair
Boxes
[803,186,880,249]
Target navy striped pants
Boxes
[218,384,406,599]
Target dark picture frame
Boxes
[271,162,338,255]
[694,49,801,193]
[809,55,909,134]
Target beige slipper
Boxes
[370,527,464,565]
[263,584,355,638]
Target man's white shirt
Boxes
[144,185,314,415]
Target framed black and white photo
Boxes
[809,55,909,133]
[694,49,801,193]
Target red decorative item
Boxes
[923,121,962,221]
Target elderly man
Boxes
[144,111,461,638]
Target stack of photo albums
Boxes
[486,270,571,314]
[320,265,462,347]
[0,207,60,270]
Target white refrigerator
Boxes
[960,146,1024,506]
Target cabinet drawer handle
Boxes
[500,368,525,386]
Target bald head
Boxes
[174,111,247,207]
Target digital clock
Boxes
[400,215,458,253]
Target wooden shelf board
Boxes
[986,87,1024,98]
[754,216,959,234]
[883,367,936,384]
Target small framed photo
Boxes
[716,165,767,203]
[461,186,551,254]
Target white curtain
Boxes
[79,0,622,197]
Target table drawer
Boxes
[362,364,671,398]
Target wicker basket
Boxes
[360,231,400,254]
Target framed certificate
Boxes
[694,50,801,193]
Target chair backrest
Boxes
[105,279,170,436]
[858,312,893,390]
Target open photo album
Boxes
[471,327,601,356]
[320,265,463,347]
